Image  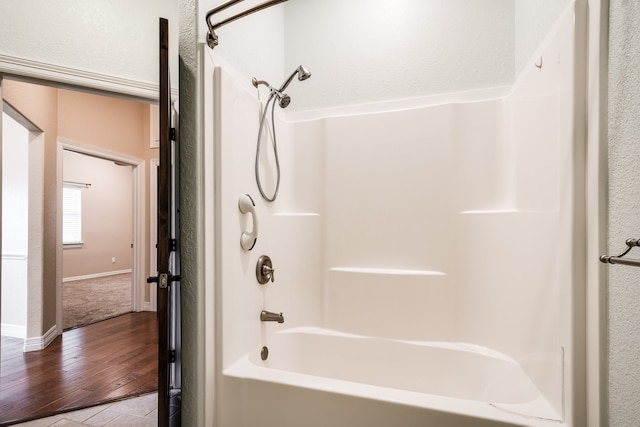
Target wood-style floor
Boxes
[0,312,157,426]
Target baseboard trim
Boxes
[23,324,58,352]
[1,323,26,339]
[63,269,133,283]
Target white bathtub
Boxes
[223,327,563,427]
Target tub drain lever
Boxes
[600,238,640,267]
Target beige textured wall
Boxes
[57,89,158,298]
[57,90,147,157]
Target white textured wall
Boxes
[284,0,514,110]
[201,0,571,112]
[0,0,179,90]
[608,2,640,426]
[200,0,285,86]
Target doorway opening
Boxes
[0,78,159,424]
[61,149,135,331]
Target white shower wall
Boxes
[324,8,574,416]
[514,0,572,76]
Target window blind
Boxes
[63,184,82,244]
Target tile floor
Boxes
[9,393,157,426]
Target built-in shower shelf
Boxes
[273,212,320,217]
[459,209,559,215]
[329,267,446,277]
[459,209,519,215]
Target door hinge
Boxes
[170,239,178,252]
[170,349,176,363]
[170,127,176,141]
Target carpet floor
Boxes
[63,273,133,330]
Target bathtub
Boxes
[223,327,563,427]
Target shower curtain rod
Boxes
[205,0,288,49]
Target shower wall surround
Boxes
[210,3,579,424]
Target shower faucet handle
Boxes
[256,255,275,284]
[262,264,275,282]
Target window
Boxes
[63,184,83,246]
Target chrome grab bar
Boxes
[205,0,288,49]
[600,238,640,267]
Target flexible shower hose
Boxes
[255,91,281,202]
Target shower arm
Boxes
[205,0,289,49]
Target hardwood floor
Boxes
[0,312,157,426]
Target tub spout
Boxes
[260,310,284,323]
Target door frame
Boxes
[55,139,146,334]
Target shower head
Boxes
[297,65,312,81]
[266,86,290,108]
[277,93,291,108]
[278,65,312,92]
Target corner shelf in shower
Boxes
[459,209,559,215]
[459,209,519,215]
[272,212,321,217]
[329,267,446,277]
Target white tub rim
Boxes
[224,326,563,426]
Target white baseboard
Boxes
[1,323,26,339]
[23,324,58,352]
[63,269,133,283]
